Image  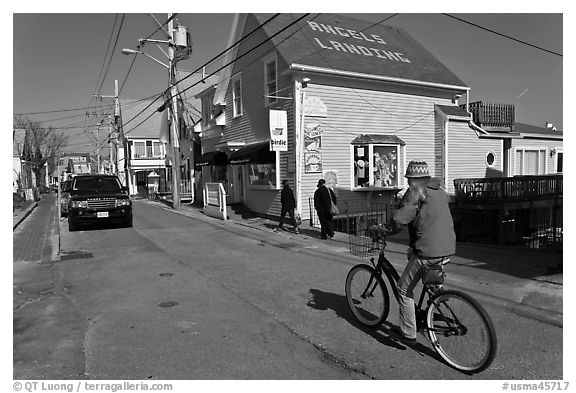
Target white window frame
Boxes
[133,141,146,159]
[350,143,402,190]
[514,147,548,175]
[263,53,278,107]
[232,73,243,118]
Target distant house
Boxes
[116,98,170,197]
[13,128,27,193]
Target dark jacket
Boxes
[280,187,296,209]
[393,177,455,258]
[314,185,336,214]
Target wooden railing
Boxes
[454,175,562,203]
[464,101,515,129]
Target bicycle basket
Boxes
[347,206,391,258]
[421,263,445,285]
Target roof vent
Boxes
[546,122,557,131]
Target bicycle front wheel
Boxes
[345,264,390,327]
[427,290,497,373]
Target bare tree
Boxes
[15,116,69,189]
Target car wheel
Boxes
[126,218,133,228]
[68,221,77,232]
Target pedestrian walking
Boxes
[385,161,456,342]
[276,180,299,234]
[313,178,336,239]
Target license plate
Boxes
[97,212,109,218]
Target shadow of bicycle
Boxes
[306,288,442,362]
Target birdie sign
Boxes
[269,110,288,152]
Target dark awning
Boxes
[229,142,275,165]
[351,134,406,146]
[195,151,229,167]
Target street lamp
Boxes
[121,48,169,69]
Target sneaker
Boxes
[293,228,299,234]
[273,227,280,232]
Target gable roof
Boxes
[252,13,467,89]
[119,99,165,139]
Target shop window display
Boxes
[353,144,399,188]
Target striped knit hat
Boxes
[405,161,430,178]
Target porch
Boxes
[453,175,562,248]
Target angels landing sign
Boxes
[307,21,411,64]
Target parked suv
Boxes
[67,174,132,231]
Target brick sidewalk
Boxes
[13,193,58,263]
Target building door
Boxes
[228,165,245,204]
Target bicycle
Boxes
[344,225,497,373]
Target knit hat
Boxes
[405,161,430,178]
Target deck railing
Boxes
[464,101,515,129]
[454,175,562,203]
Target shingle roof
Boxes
[436,105,471,118]
[515,122,563,136]
[253,13,467,88]
[351,134,406,145]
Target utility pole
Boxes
[168,13,181,210]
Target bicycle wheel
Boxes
[345,264,390,327]
[426,290,497,373]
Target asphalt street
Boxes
[12,194,564,380]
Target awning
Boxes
[229,141,275,165]
[195,151,229,167]
[351,134,406,146]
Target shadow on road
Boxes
[306,288,443,364]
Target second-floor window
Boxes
[232,74,242,117]
[133,140,163,159]
[264,55,277,106]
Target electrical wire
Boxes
[442,13,562,57]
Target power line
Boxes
[442,13,562,57]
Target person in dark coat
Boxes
[276,180,299,233]
[313,179,336,239]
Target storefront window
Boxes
[249,163,277,187]
[353,144,399,188]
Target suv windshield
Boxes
[73,177,122,193]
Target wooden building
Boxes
[196,13,563,243]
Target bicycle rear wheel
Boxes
[426,290,497,373]
[345,264,390,327]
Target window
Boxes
[249,163,277,188]
[486,151,496,167]
[232,74,242,117]
[556,151,563,173]
[133,140,163,158]
[515,148,546,175]
[264,55,277,106]
[352,139,402,189]
[153,141,163,158]
[133,141,146,158]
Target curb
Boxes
[13,201,39,230]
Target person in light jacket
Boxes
[313,179,337,239]
[387,161,456,342]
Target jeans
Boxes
[397,250,424,339]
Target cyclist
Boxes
[386,161,456,342]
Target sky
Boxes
[11,10,565,156]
